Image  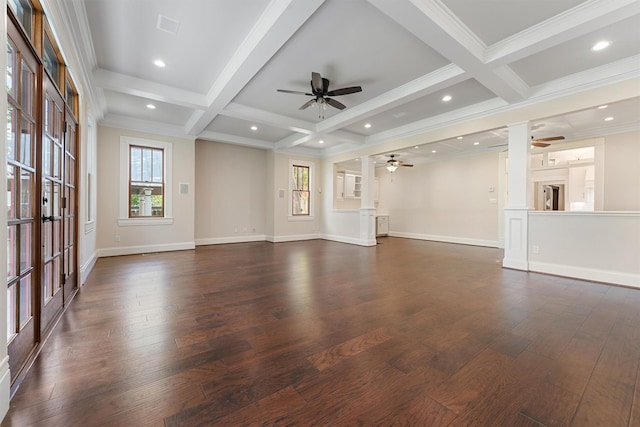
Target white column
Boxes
[359,157,377,246]
[503,121,531,270]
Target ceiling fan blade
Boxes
[400,163,414,167]
[532,142,551,148]
[311,72,323,94]
[533,136,564,143]
[326,98,346,110]
[299,99,316,110]
[326,86,362,96]
[277,89,313,95]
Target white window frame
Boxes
[118,136,173,226]
[288,159,314,221]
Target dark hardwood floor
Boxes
[3,237,640,426]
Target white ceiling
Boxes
[56,0,640,159]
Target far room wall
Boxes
[96,126,196,255]
[376,151,501,247]
[195,140,267,244]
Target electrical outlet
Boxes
[234,228,238,233]
[252,227,256,233]
[532,245,539,254]
[115,235,121,242]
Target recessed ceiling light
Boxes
[364,123,371,128]
[146,104,156,109]
[250,125,258,131]
[604,116,614,121]
[153,59,166,68]
[591,41,610,51]
[473,142,480,146]
[318,140,324,144]
[431,150,437,153]
[598,105,608,109]
[414,146,419,149]
[442,95,452,102]
[457,136,463,140]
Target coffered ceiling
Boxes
[51,0,640,158]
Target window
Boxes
[292,165,309,216]
[119,137,173,226]
[129,145,164,217]
[289,160,314,219]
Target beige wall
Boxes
[96,126,195,254]
[271,152,322,240]
[194,141,267,243]
[604,131,640,211]
[376,151,501,245]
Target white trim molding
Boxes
[529,261,640,288]
[195,235,267,246]
[388,232,500,248]
[266,233,321,243]
[97,242,195,258]
[80,251,98,285]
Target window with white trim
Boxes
[119,137,173,226]
[289,160,314,220]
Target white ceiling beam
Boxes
[221,103,315,134]
[93,68,209,109]
[100,114,192,140]
[274,129,366,151]
[198,131,276,150]
[485,0,640,66]
[369,0,529,103]
[186,0,325,135]
[316,64,467,134]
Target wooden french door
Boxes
[6,15,79,383]
[40,77,70,332]
[62,108,78,303]
[6,18,38,380]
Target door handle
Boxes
[42,215,54,222]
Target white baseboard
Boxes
[195,235,267,246]
[0,355,10,421]
[322,234,376,247]
[388,231,499,248]
[266,233,321,243]
[80,251,98,285]
[97,241,196,257]
[502,258,529,271]
[529,261,640,288]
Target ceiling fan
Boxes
[531,135,565,148]
[386,154,413,173]
[277,72,362,118]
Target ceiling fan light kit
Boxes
[386,154,414,173]
[277,72,362,119]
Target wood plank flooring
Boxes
[3,237,640,426]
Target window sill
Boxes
[118,217,174,226]
[287,216,315,222]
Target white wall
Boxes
[96,126,195,255]
[376,151,501,247]
[194,140,267,244]
[604,131,640,211]
[529,212,640,287]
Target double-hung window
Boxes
[129,145,164,217]
[292,164,310,216]
[119,136,173,225]
[289,160,314,219]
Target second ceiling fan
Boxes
[277,72,362,118]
